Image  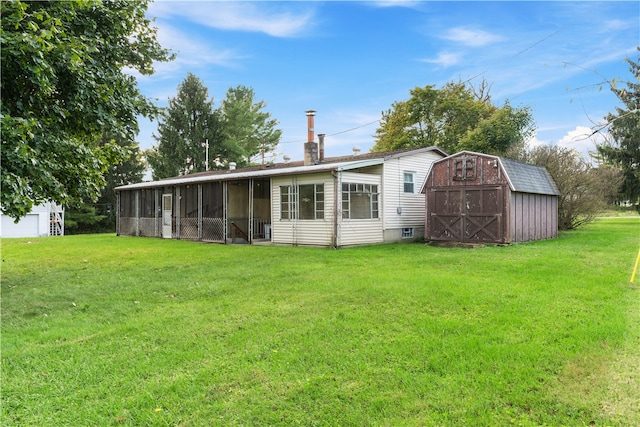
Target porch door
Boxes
[162,194,172,238]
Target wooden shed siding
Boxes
[509,192,558,243]
[271,173,335,246]
[426,152,558,244]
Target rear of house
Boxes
[424,151,559,244]
[115,147,446,247]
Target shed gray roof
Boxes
[499,158,560,196]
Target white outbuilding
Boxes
[0,202,64,238]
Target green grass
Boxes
[2,218,639,426]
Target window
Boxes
[280,184,324,220]
[453,156,477,181]
[402,228,414,238]
[280,185,296,220]
[342,183,379,219]
[404,172,415,193]
[299,184,324,220]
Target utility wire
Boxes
[279,119,380,144]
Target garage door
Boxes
[428,187,504,243]
[1,214,39,238]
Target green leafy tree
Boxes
[595,50,640,206]
[373,81,534,156]
[0,0,173,220]
[147,73,231,179]
[220,85,282,166]
[66,132,145,233]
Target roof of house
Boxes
[115,146,448,191]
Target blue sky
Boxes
[134,1,639,163]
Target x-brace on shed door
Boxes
[428,186,505,243]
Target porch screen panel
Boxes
[119,191,136,235]
[180,185,199,240]
[202,182,224,241]
[139,189,157,236]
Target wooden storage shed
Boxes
[423,151,560,244]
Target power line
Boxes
[279,119,380,144]
[327,119,380,136]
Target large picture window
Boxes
[299,184,324,220]
[342,183,379,219]
[280,184,324,220]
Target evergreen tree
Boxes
[220,85,282,166]
[147,77,283,179]
[147,73,225,179]
[595,50,640,206]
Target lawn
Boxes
[2,218,639,426]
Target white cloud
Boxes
[148,2,315,38]
[421,51,461,68]
[157,24,246,67]
[557,126,604,160]
[442,27,505,47]
[525,126,606,162]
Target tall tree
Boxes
[147,73,226,179]
[1,0,173,220]
[220,85,282,166]
[373,81,534,156]
[65,132,145,233]
[595,50,640,205]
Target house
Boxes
[423,151,560,244]
[0,202,64,238]
[115,113,446,247]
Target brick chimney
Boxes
[303,110,318,166]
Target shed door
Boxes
[429,187,503,243]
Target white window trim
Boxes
[403,171,416,194]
